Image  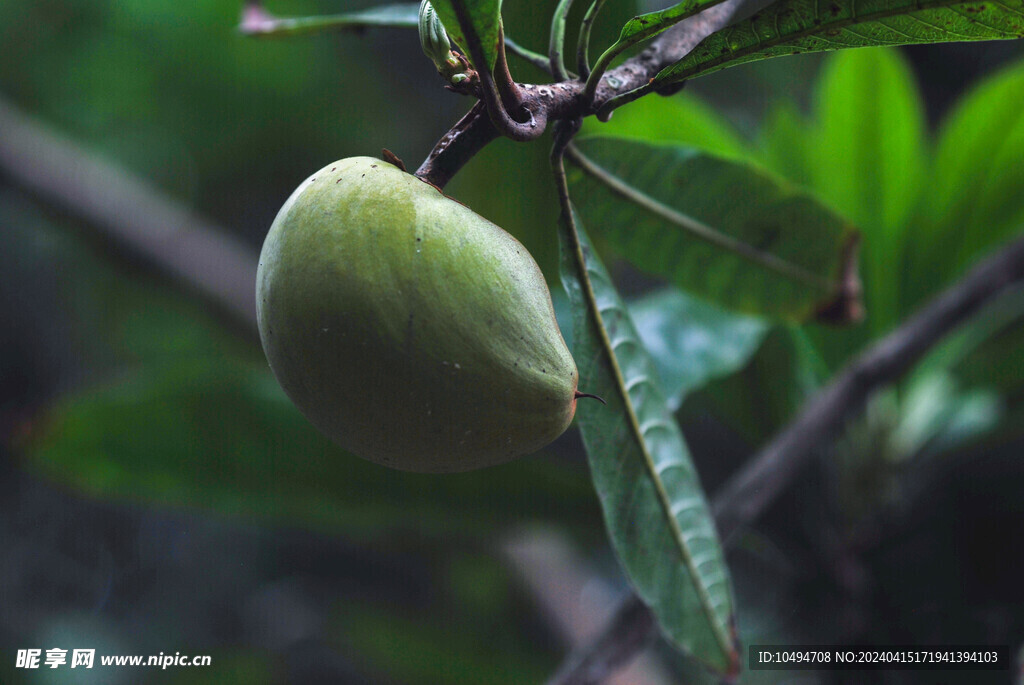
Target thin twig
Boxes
[712,232,1024,542]
[416,0,748,175]
[548,232,1024,685]
[238,1,417,36]
[505,37,553,73]
[592,0,742,119]
[576,0,610,80]
[504,530,670,685]
[493,22,525,116]
[414,101,499,189]
[241,0,552,76]
[549,0,579,81]
[545,594,657,685]
[581,0,732,109]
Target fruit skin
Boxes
[256,157,578,472]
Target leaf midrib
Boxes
[568,144,838,291]
[565,214,735,664]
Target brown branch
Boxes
[548,232,1024,685]
[414,101,499,189]
[494,23,526,116]
[416,0,748,187]
[449,1,546,142]
[712,233,1024,542]
[0,96,259,334]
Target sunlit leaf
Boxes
[905,59,1024,311]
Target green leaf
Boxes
[239,3,419,37]
[25,361,598,541]
[582,91,749,159]
[651,0,1024,86]
[758,100,816,188]
[814,49,927,335]
[568,137,859,321]
[584,0,731,90]
[756,49,930,367]
[559,212,738,675]
[629,288,769,410]
[905,59,1024,311]
[811,49,927,233]
[431,0,503,71]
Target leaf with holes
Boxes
[559,210,739,675]
[905,59,1024,312]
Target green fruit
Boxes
[256,157,578,472]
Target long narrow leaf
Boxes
[652,0,1024,86]
[559,210,739,675]
[615,0,729,45]
[630,288,768,410]
[905,59,1024,311]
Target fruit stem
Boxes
[574,390,606,405]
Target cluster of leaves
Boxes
[562,46,1024,673]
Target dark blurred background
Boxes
[2,1,1023,683]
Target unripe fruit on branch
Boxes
[256,157,579,472]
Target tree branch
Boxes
[549,232,1024,685]
[415,101,499,188]
[0,96,260,335]
[713,233,1024,541]
[415,0,748,186]
[449,1,547,142]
